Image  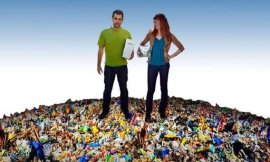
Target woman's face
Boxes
[154,19,160,30]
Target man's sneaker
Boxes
[145,116,152,123]
[98,111,109,120]
[160,113,166,119]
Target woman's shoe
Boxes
[98,111,109,119]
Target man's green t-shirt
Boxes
[98,27,132,67]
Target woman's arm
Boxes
[140,32,151,46]
[168,34,185,59]
[137,32,151,57]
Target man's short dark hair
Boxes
[112,10,124,19]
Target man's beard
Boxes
[114,24,120,28]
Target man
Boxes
[97,10,134,120]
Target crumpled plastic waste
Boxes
[0,97,269,161]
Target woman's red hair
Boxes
[152,13,172,42]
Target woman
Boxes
[137,13,184,122]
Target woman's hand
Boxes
[137,47,143,57]
[147,56,151,63]
[164,53,171,63]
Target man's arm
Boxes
[97,46,104,74]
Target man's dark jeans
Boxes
[146,63,170,117]
[102,65,129,115]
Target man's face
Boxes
[112,14,123,28]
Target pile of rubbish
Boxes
[0,97,270,162]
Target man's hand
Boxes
[97,65,103,74]
[128,51,134,60]
[97,46,104,74]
